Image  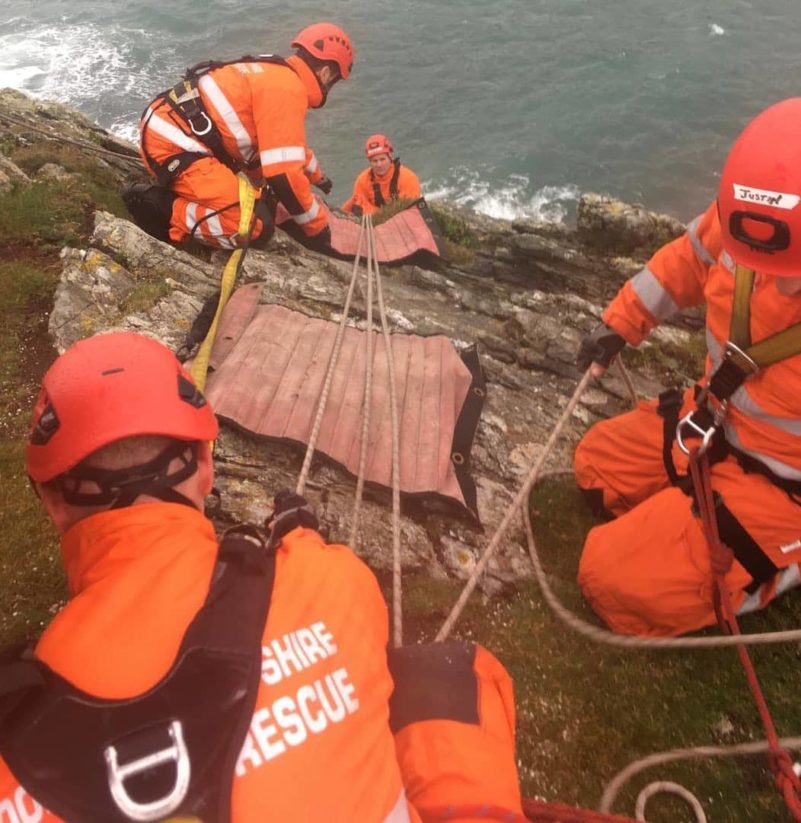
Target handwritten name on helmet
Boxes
[733,184,801,210]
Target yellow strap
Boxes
[189,174,257,393]
[728,263,801,368]
[729,264,754,349]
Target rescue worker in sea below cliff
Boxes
[342,133,422,216]
[124,23,347,251]
[0,330,523,822]
[574,97,801,637]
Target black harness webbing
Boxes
[656,388,782,594]
[371,158,401,208]
[0,524,276,823]
[142,55,290,186]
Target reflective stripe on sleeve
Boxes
[687,215,717,267]
[145,108,211,155]
[305,152,319,174]
[737,564,800,616]
[198,75,255,163]
[260,146,307,167]
[292,199,320,226]
[630,267,679,320]
[382,789,412,823]
[185,202,198,234]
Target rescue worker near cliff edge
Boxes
[0,331,523,821]
[342,133,422,216]
[127,23,350,250]
[574,98,801,637]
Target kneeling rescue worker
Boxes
[126,23,348,250]
[0,331,523,821]
[342,133,422,216]
[575,98,801,637]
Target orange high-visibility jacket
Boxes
[141,55,328,238]
[342,163,422,215]
[604,201,801,480]
[0,503,419,822]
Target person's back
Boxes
[0,332,416,822]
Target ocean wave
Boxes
[425,167,578,223]
[0,22,155,116]
[709,23,726,36]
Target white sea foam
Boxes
[0,23,154,126]
[426,167,578,223]
[709,23,726,36]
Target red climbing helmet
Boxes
[292,23,355,80]
[26,332,218,483]
[365,134,393,159]
[719,97,801,277]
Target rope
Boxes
[296,216,367,495]
[634,782,706,823]
[436,369,595,641]
[688,448,801,820]
[0,111,143,167]
[189,174,256,393]
[368,214,404,648]
[600,737,801,815]
[348,216,375,547]
[615,356,638,408]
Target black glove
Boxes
[314,176,333,195]
[264,489,319,548]
[576,323,626,372]
[305,225,332,252]
[351,204,363,218]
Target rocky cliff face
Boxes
[0,88,702,589]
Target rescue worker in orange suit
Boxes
[127,23,350,250]
[574,98,801,638]
[342,134,422,217]
[0,331,523,821]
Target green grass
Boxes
[398,478,799,822]
[430,203,481,250]
[625,330,708,385]
[0,259,65,647]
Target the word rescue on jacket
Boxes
[236,620,359,775]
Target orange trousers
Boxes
[574,389,801,636]
[166,157,268,248]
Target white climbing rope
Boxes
[368,214,405,648]
[296,216,367,496]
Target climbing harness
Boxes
[676,263,801,457]
[141,55,289,186]
[0,525,277,823]
[370,159,402,208]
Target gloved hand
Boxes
[264,489,319,548]
[314,176,333,195]
[351,204,364,218]
[576,323,626,373]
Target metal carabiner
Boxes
[676,401,728,457]
[189,112,213,137]
[105,720,191,822]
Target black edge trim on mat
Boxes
[416,197,447,258]
[387,641,479,734]
[451,344,485,524]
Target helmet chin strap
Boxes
[57,442,200,510]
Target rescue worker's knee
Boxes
[121,181,176,242]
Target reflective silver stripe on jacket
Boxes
[630,267,679,321]
[383,789,412,823]
[145,107,211,155]
[185,202,234,249]
[260,146,307,168]
[687,214,717,266]
[305,152,319,174]
[197,75,256,164]
[737,564,801,616]
[292,198,320,225]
